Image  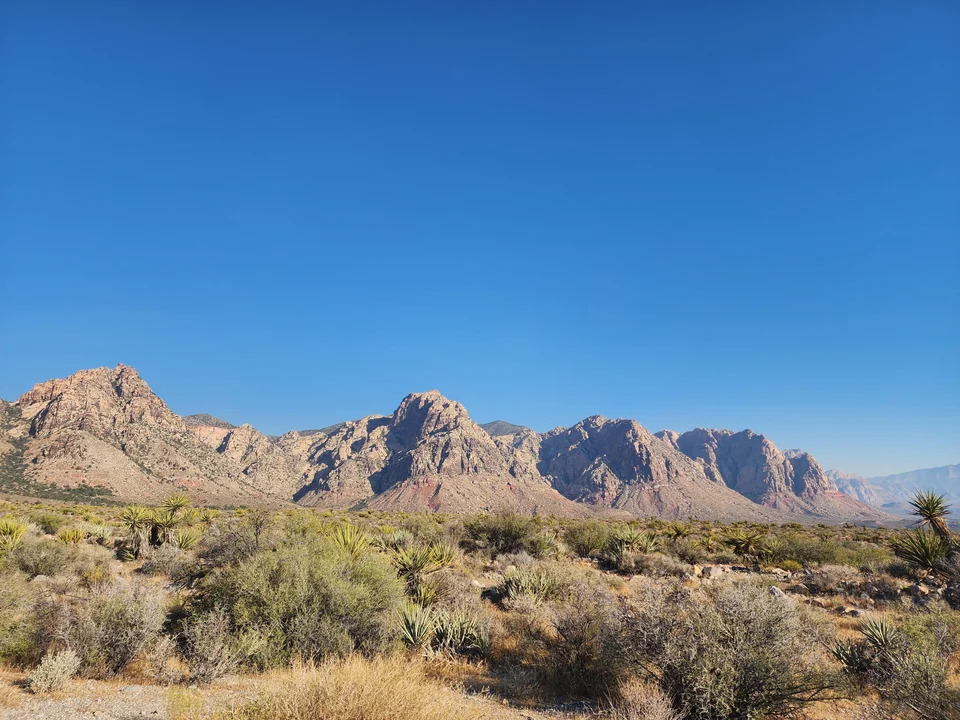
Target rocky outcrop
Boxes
[658,428,890,520]
[535,417,785,520]
[9,366,274,504]
[295,392,576,514]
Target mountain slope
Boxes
[657,428,890,521]
[0,364,902,523]
[294,391,578,514]
[536,417,786,521]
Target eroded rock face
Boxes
[657,428,887,520]
[1,364,894,522]
[534,417,786,520]
[295,391,574,514]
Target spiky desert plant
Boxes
[724,528,767,558]
[859,617,897,651]
[175,527,201,551]
[891,529,951,578]
[666,522,693,540]
[374,528,414,552]
[0,516,28,553]
[397,602,434,650]
[433,608,489,657]
[393,541,455,596]
[56,526,86,545]
[120,505,151,558]
[161,492,192,516]
[331,523,369,556]
[908,491,953,543]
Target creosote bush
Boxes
[195,537,404,668]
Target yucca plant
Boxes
[724,528,767,558]
[499,565,561,602]
[331,523,369,556]
[891,529,951,578]
[56,526,86,545]
[374,528,414,552]
[90,523,112,546]
[175,527,201,551]
[908,491,954,544]
[433,609,490,657]
[666,522,693,540]
[392,542,455,594]
[397,602,434,649]
[859,617,897,651]
[0,516,28,553]
[120,505,150,558]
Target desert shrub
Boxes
[30,512,68,535]
[612,677,683,720]
[769,533,893,570]
[220,655,503,720]
[779,559,803,572]
[139,544,189,577]
[669,538,707,565]
[195,512,281,569]
[0,572,42,665]
[194,537,404,668]
[624,581,835,719]
[613,551,689,577]
[833,610,960,719]
[499,564,566,603]
[518,582,627,699]
[28,649,80,694]
[183,608,237,685]
[563,519,615,557]
[13,535,77,578]
[57,581,166,676]
[462,512,551,557]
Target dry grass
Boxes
[0,666,24,708]
[213,655,519,720]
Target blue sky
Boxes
[1,1,957,477]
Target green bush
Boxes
[195,537,404,668]
[563,519,615,558]
[462,512,552,557]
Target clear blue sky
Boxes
[1,2,957,477]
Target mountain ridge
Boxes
[0,365,894,523]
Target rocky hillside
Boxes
[653,429,883,521]
[0,365,893,522]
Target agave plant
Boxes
[433,608,489,657]
[859,617,897,651]
[891,529,951,578]
[374,528,414,552]
[0,516,28,553]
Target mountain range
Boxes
[0,364,904,523]
[826,465,960,517]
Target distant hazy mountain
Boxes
[830,464,960,516]
[0,364,894,523]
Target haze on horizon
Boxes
[1,2,957,479]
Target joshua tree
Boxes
[120,505,151,558]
